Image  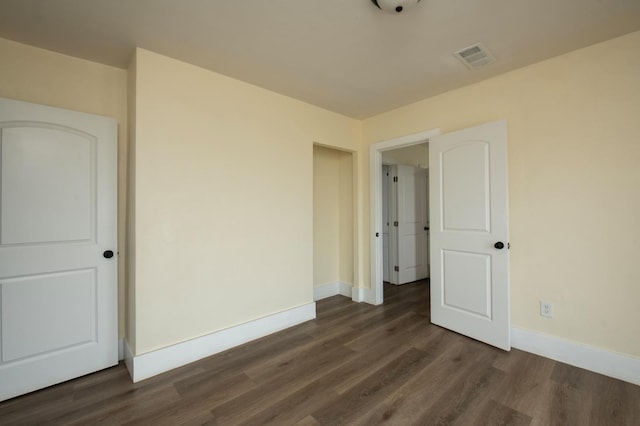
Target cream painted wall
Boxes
[382,143,429,168]
[131,48,360,354]
[338,152,354,285]
[0,37,129,338]
[313,146,340,286]
[313,145,355,288]
[361,31,640,358]
[5,28,637,366]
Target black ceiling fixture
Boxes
[371,0,422,14]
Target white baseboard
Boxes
[314,281,353,301]
[124,303,316,382]
[338,282,352,297]
[313,282,335,301]
[314,283,375,305]
[123,340,134,380]
[352,286,375,304]
[118,338,124,361]
[511,326,640,386]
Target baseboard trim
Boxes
[511,326,640,386]
[313,282,336,300]
[118,338,124,361]
[314,282,353,301]
[352,286,375,304]
[338,282,352,298]
[124,303,316,382]
[314,283,376,304]
[123,340,134,380]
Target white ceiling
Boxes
[1,0,639,118]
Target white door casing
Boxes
[370,128,440,305]
[429,120,510,350]
[396,165,429,284]
[0,97,118,401]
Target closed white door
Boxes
[429,120,510,350]
[0,97,118,401]
[381,166,391,283]
[397,165,428,284]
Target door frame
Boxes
[369,128,440,305]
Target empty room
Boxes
[0,0,639,424]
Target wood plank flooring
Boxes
[1,281,638,425]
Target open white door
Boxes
[396,165,428,284]
[0,98,118,401]
[429,120,510,350]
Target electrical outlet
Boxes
[540,300,553,318]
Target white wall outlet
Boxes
[540,300,553,318]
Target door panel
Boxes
[441,142,490,232]
[1,269,96,362]
[1,126,95,245]
[0,97,117,401]
[397,165,428,284]
[430,120,510,350]
[442,250,491,318]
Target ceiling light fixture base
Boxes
[371,0,422,14]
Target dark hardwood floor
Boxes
[1,281,639,425]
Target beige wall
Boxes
[361,31,640,358]
[4,29,638,363]
[0,37,129,338]
[382,143,429,168]
[130,48,360,354]
[313,146,355,288]
[338,152,354,285]
[313,146,339,286]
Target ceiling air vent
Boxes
[454,43,494,69]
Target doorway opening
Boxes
[371,121,510,350]
[369,128,440,305]
[313,144,357,301]
[382,144,430,287]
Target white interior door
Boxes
[0,97,118,401]
[429,120,510,350]
[397,165,428,284]
[381,166,391,283]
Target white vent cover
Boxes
[454,43,495,69]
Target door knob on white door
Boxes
[494,242,505,249]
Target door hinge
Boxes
[393,176,398,182]
[393,221,398,227]
[394,266,399,272]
